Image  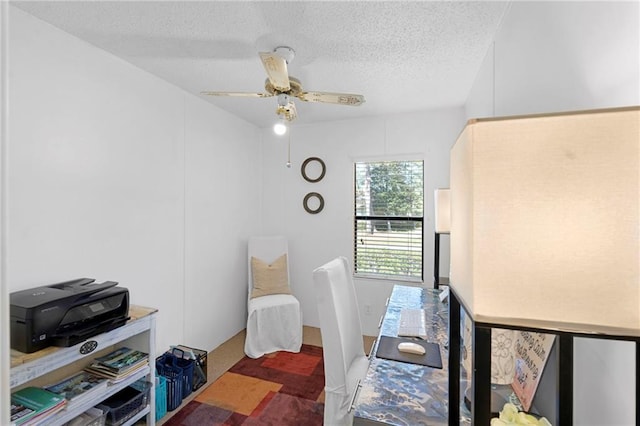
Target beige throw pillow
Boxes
[250,254,291,299]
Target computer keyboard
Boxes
[398,308,428,339]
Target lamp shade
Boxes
[434,189,451,234]
[450,107,639,332]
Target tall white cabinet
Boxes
[10,306,157,426]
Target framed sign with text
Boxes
[511,331,556,411]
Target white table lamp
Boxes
[435,189,451,234]
[450,107,639,333]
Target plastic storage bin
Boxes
[160,351,194,398]
[155,374,167,421]
[156,354,183,411]
[173,356,194,398]
[63,407,106,426]
[96,380,150,426]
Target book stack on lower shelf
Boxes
[11,387,67,426]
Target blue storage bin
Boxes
[174,357,194,398]
[155,374,167,421]
[155,354,183,411]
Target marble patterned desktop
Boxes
[353,285,471,425]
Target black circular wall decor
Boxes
[303,192,325,214]
[301,157,326,183]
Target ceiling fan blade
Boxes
[297,91,365,106]
[259,52,291,92]
[200,91,273,98]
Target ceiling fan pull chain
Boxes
[286,128,292,168]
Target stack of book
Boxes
[84,347,149,383]
[11,387,66,426]
[44,371,109,410]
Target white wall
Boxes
[183,97,261,349]
[1,2,9,425]
[5,6,260,359]
[260,108,465,336]
[467,1,639,119]
[465,2,639,425]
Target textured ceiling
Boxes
[12,1,509,128]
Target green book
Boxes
[11,387,65,425]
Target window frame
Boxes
[353,158,424,282]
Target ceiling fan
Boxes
[201,46,365,129]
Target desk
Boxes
[353,285,470,425]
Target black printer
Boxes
[10,278,129,353]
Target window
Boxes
[354,160,424,280]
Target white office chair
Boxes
[245,236,302,359]
[313,256,370,426]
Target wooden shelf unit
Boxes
[10,305,157,426]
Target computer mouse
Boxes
[397,342,426,355]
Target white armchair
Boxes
[313,256,370,426]
[245,236,302,359]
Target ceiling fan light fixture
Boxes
[273,117,288,136]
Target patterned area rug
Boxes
[163,344,325,426]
